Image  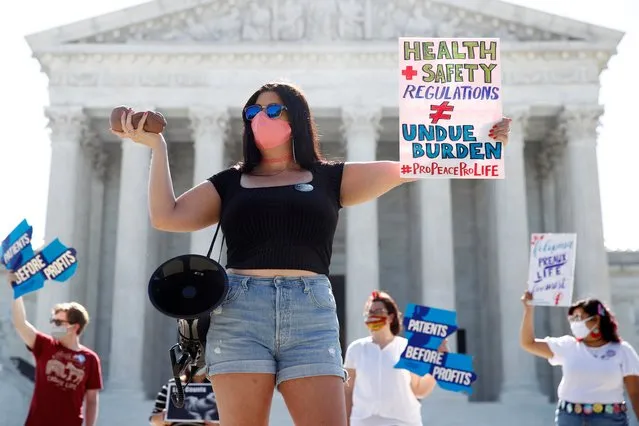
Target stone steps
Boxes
[4,380,638,426]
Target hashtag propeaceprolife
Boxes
[403,161,500,178]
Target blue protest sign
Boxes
[1,219,78,299]
[1,219,35,271]
[394,304,477,395]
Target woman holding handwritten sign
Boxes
[520,291,639,425]
[344,291,447,426]
[110,81,510,426]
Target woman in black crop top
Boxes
[112,82,511,426]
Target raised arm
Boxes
[519,291,553,359]
[111,110,221,233]
[7,273,37,349]
[340,161,415,207]
[410,373,436,399]
[409,338,448,399]
[148,142,221,232]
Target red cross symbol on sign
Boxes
[401,66,418,81]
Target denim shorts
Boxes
[556,409,629,426]
[205,273,346,387]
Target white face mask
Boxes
[569,317,594,339]
[51,325,69,339]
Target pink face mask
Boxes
[251,112,292,151]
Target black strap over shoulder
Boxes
[206,222,225,263]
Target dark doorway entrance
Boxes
[329,275,346,354]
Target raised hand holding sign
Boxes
[394,304,477,395]
[1,219,78,299]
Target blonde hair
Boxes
[52,302,90,335]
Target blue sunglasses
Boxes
[244,103,287,121]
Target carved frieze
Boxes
[44,53,604,88]
[75,0,572,44]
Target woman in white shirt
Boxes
[344,290,447,426]
[520,291,639,425]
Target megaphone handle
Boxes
[171,379,185,408]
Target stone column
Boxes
[86,142,108,351]
[341,106,381,343]
[107,139,151,391]
[188,107,229,260]
[559,106,611,303]
[536,129,570,397]
[418,179,465,402]
[494,107,540,399]
[418,179,457,353]
[613,298,638,350]
[67,133,95,305]
[35,106,87,331]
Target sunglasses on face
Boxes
[50,319,70,327]
[244,103,287,121]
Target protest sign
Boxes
[395,304,477,395]
[0,219,78,299]
[1,219,35,271]
[398,38,503,179]
[166,382,219,423]
[527,233,577,306]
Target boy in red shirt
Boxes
[7,273,103,426]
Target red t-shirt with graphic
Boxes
[25,332,103,426]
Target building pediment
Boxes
[27,0,623,50]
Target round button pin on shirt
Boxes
[294,183,314,192]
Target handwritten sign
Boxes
[0,219,79,299]
[527,233,577,306]
[398,38,503,179]
[166,382,219,423]
[395,304,477,395]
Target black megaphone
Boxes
[148,254,228,319]
[147,224,227,408]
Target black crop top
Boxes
[208,161,345,275]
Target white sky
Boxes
[0,0,636,250]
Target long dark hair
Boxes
[240,82,323,173]
[568,298,621,343]
[368,290,402,336]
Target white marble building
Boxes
[1,0,636,424]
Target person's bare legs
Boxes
[210,373,275,426]
[280,376,347,426]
